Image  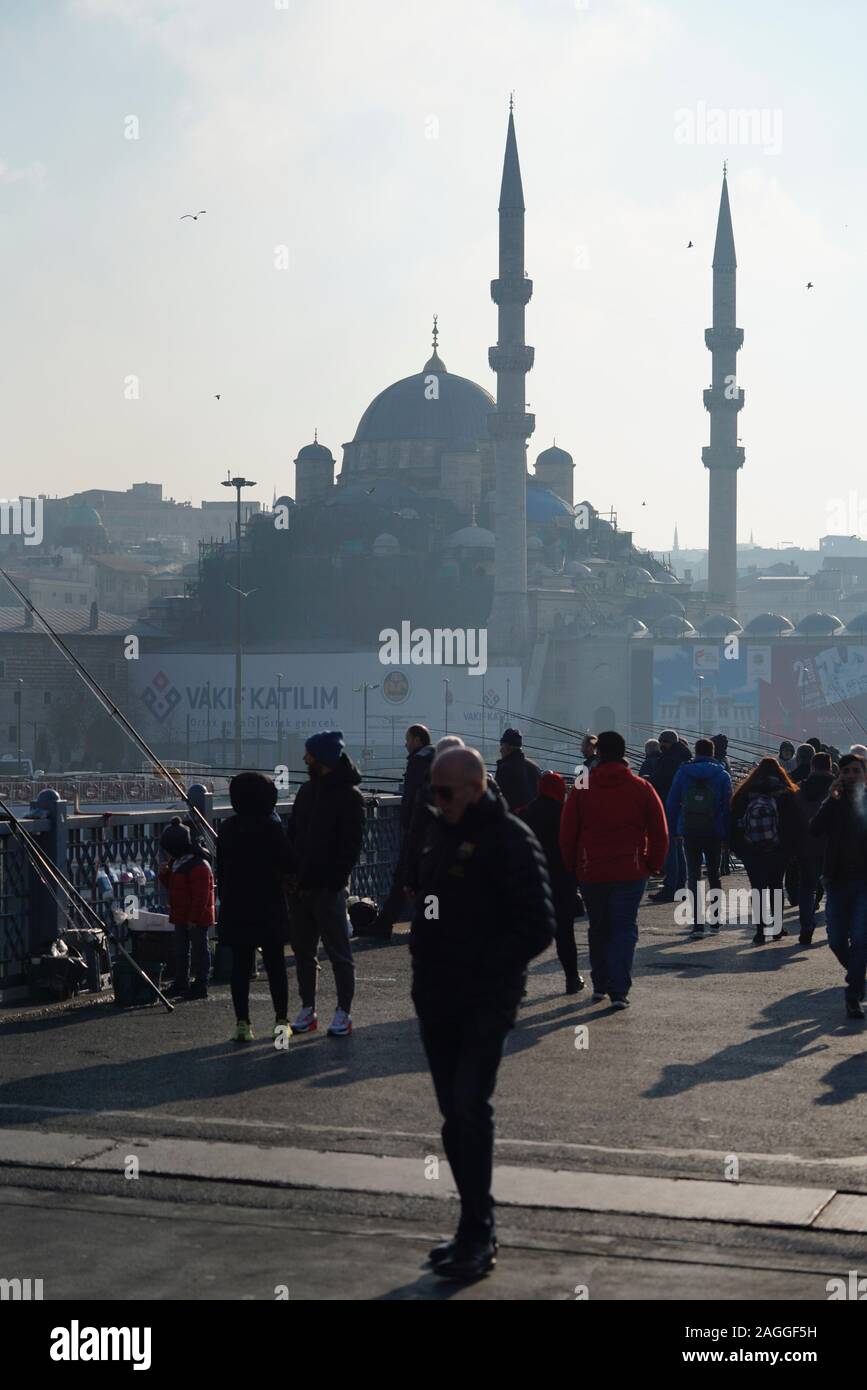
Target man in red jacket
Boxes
[560,730,667,1010]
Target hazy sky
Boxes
[2,0,864,552]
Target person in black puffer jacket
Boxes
[794,752,835,943]
[494,727,540,812]
[520,771,585,994]
[809,753,867,1017]
[287,730,364,1038]
[370,724,436,938]
[730,758,805,943]
[217,771,294,1041]
[411,746,554,1283]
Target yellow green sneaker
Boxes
[273,1018,293,1040]
[232,1019,254,1043]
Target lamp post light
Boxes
[353,681,379,764]
[221,473,256,768]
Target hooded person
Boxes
[216,772,294,1041]
[560,730,668,1009]
[729,758,805,944]
[809,753,867,1017]
[638,739,661,780]
[159,816,216,999]
[286,730,365,1037]
[795,752,835,943]
[711,733,731,774]
[520,771,585,994]
[494,728,541,813]
[790,743,815,787]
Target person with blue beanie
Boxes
[287,730,365,1037]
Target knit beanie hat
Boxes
[229,771,278,815]
[160,817,192,857]
[305,729,346,767]
[539,771,566,802]
[500,727,522,748]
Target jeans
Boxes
[418,1004,515,1245]
[173,924,210,985]
[230,940,289,1022]
[824,878,867,1002]
[578,878,646,999]
[663,833,686,895]
[289,889,355,1012]
[683,837,723,925]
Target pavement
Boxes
[2,874,866,1301]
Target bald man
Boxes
[411,747,555,1282]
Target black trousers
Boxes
[683,836,723,924]
[418,1003,515,1245]
[554,896,579,980]
[230,941,289,1022]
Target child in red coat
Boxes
[159,817,216,999]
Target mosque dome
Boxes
[526,483,574,522]
[294,439,334,465]
[565,561,593,578]
[626,566,655,585]
[446,525,495,549]
[275,495,295,510]
[698,613,742,636]
[844,613,867,635]
[655,615,697,637]
[372,533,400,556]
[536,444,574,468]
[743,613,794,635]
[352,339,494,445]
[795,612,844,636]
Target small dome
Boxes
[743,613,795,635]
[655,615,697,637]
[565,561,593,578]
[627,566,656,584]
[294,439,334,464]
[446,526,495,548]
[627,593,687,619]
[655,570,681,585]
[844,613,867,635]
[275,495,295,510]
[526,483,574,522]
[372,532,399,555]
[536,444,574,467]
[795,612,844,636]
[593,614,649,636]
[699,613,743,637]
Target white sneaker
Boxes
[292,1006,318,1033]
[327,1007,352,1036]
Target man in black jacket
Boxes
[795,752,834,943]
[371,724,435,938]
[287,730,364,1037]
[494,727,541,812]
[411,746,555,1282]
[648,728,691,902]
[809,754,867,1017]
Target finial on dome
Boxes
[722,159,727,177]
[423,316,447,373]
[314,427,318,443]
[509,91,514,113]
[471,502,478,526]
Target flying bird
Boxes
[180,210,207,220]
[806,281,814,289]
[365,487,376,494]
[214,394,221,401]
[227,584,258,599]
[687,241,694,248]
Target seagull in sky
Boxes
[180,210,207,220]
[227,584,258,599]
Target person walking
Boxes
[778,740,796,773]
[411,747,555,1281]
[520,771,585,993]
[216,772,294,1042]
[809,754,867,1018]
[790,743,814,786]
[647,729,691,902]
[795,751,835,944]
[638,739,661,780]
[560,730,668,1009]
[160,817,216,999]
[729,758,803,944]
[494,728,540,812]
[665,738,731,934]
[370,724,436,938]
[712,733,731,775]
[287,730,364,1037]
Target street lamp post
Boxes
[221,472,256,769]
[353,681,379,765]
[697,673,704,735]
[276,672,283,769]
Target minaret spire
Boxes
[702,170,745,611]
[488,102,535,651]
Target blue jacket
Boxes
[666,755,732,838]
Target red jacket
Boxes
[159,854,216,927]
[560,760,668,883]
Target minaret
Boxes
[702,165,744,610]
[673,524,680,552]
[488,98,535,652]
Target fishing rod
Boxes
[0,567,215,847]
[0,793,174,1012]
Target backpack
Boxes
[682,777,718,835]
[742,795,780,849]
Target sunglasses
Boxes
[431,784,455,802]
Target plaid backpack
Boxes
[742,794,780,849]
